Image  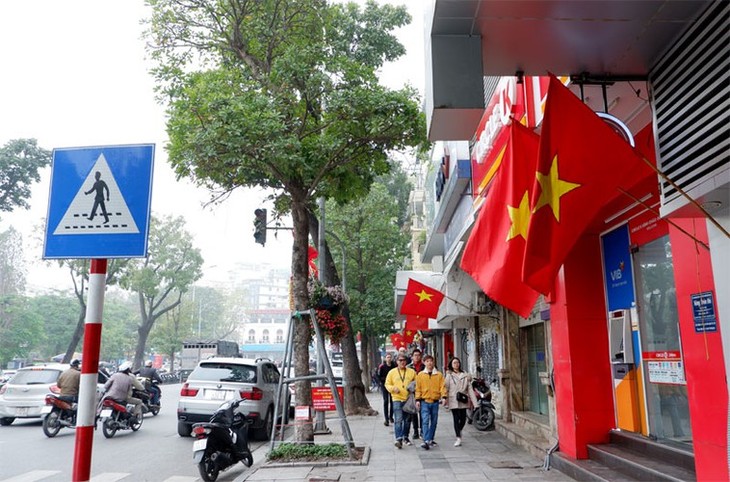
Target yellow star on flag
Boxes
[415,289,433,303]
[506,191,531,241]
[533,154,580,221]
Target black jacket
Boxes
[138,366,163,384]
[377,361,396,385]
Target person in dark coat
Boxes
[377,353,396,426]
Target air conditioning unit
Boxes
[472,292,490,313]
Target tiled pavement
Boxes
[240,392,572,482]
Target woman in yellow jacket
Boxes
[414,354,447,450]
[385,354,417,448]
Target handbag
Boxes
[456,391,468,404]
[403,393,417,414]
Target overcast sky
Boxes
[0,0,427,293]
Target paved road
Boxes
[0,384,265,482]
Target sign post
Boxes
[43,144,154,482]
[73,259,107,481]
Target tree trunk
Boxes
[63,271,87,363]
[63,309,86,364]
[360,331,370,388]
[308,210,374,415]
[292,197,314,442]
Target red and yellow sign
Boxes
[311,386,344,412]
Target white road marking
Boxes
[1,470,61,482]
[89,474,129,482]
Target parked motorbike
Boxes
[96,397,143,438]
[192,398,253,482]
[41,395,77,437]
[136,376,161,416]
[471,374,496,431]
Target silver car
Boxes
[0,364,108,425]
[176,357,289,440]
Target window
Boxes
[262,329,270,343]
[276,329,284,343]
[193,363,257,383]
[247,329,256,343]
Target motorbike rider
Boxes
[104,362,145,418]
[57,359,81,403]
[137,360,163,405]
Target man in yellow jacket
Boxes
[385,354,417,448]
[415,354,447,450]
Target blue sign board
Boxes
[691,291,717,333]
[43,144,154,259]
[601,224,635,311]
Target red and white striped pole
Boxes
[73,259,107,482]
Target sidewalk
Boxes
[241,391,572,482]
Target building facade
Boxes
[403,1,728,480]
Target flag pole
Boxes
[617,188,710,250]
[636,155,729,239]
[444,294,473,312]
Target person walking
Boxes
[84,171,110,224]
[385,354,417,448]
[407,348,425,439]
[415,354,446,450]
[443,357,476,447]
[377,353,396,426]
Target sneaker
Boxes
[454,438,462,447]
[390,418,395,423]
[420,442,430,450]
[384,420,389,426]
[429,440,438,446]
[404,438,413,446]
[394,440,402,449]
[413,433,420,440]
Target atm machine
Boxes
[609,308,642,432]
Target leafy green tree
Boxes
[56,259,129,363]
[0,138,51,213]
[0,227,25,296]
[146,0,425,440]
[325,171,411,390]
[0,295,45,367]
[99,291,141,363]
[27,293,79,360]
[121,214,203,369]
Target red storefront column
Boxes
[669,218,727,481]
[552,233,616,458]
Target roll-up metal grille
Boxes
[649,1,729,206]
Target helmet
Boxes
[118,361,133,373]
[70,359,81,368]
[145,360,153,367]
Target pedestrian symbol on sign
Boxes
[84,171,110,224]
[52,153,140,235]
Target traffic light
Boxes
[254,208,267,246]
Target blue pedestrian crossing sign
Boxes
[43,144,155,259]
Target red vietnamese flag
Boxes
[390,333,407,349]
[399,279,445,319]
[460,122,540,318]
[308,246,319,277]
[523,75,655,294]
[402,328,416,343]
[405,314,429,331]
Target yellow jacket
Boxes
[385,367,417,402]
[415,369,447,403]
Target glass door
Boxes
[633,235,692,442]
[526,323,548,416]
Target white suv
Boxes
[176,357,289,440]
